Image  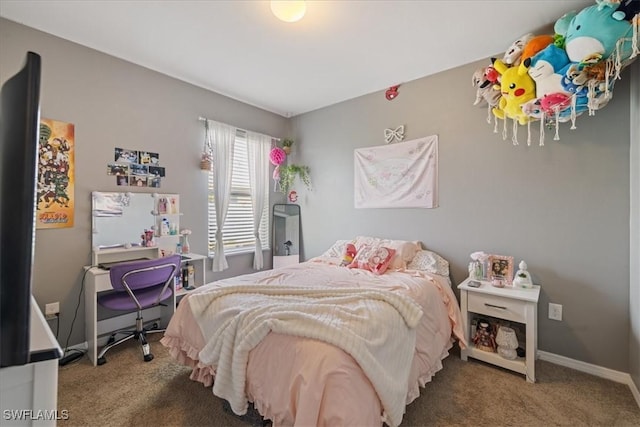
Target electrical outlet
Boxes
[45,302,60,317]
[549,303,562,321]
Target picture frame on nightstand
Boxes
[487,254,514,284]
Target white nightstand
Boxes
[458,277,540,382]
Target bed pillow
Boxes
[354,236,420,270]
[407,249,450,276]
[321,239,351,258]
[347,245,396,275]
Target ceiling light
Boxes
[270,1,306,23]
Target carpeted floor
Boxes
[57,336,640,427]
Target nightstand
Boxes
[458,277,540,382]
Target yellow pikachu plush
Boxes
[492,59,537,125]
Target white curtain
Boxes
[209,120,236,272]
[246,131,270,270]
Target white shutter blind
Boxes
[208,134,269,255]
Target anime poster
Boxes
[36,119,75,228]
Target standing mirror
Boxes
[272,204,300,269]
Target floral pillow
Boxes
[353,236,420,270]
[348,245,396,275]
[407,249,450,277]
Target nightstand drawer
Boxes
[468,292,526,323]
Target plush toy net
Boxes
[472,1,639,146]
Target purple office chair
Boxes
[96,255,180,365]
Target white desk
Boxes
[85,251,207,366]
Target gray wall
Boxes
[630,61,639,393]
[0,18,288,348]
[1,17,635,375]
[291,59,632,372]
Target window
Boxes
[208,132,270,255]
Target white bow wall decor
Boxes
[384,125,405,144]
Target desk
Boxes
[85,267,175,366]
[84,252,207,366]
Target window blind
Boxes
[208,134,270,255]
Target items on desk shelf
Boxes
[169,196,178,214]
[157,197,168,214]
[140,229,155,247]
[180,228,192,254]
[180,262,195,290]
[160,218,170,236]
[175,271,183,291]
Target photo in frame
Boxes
[488,254,514,284]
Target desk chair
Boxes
[96,255,180,365]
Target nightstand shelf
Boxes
[458,277,540,382]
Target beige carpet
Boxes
[57,336,640,427]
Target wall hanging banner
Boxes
[354,135,438,209]
[36,118,75,228]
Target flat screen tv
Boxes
[0,52,41,368]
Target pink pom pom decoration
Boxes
[269,147,286,166]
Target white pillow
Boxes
[321,239,352,258]
[407,249,450,276]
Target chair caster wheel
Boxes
[97,357,107,365]
[107,335,116,345]
[152,322,159,329]
[144,354,154,362]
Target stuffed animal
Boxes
[340,243,357,267]
[502,33,534,65]
[573,61,608,85]
[526,44,571,98]
[472,66,502,106]
[539,92,572,116]
[492,59,537,125]
[556,3,633,63]
[520,34,555,63]
[520,98,544,120]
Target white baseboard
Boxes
[539,351,640,408]
[630,377,640,409]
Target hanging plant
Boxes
[279,164,311,194]
[282,138,294,155]
[200,120,212,171]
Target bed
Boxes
[161,237,465,427]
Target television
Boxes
[0,52,41,368]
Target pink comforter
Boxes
[161,257,464,426]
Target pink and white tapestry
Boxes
[354,135,438,209]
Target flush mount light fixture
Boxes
[270,0,306,23]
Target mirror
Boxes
[92,191,155,249]
[273,204,300,268]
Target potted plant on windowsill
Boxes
[282,138,294,155]
[279,164,311,194]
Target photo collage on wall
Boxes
[108,147,166,188]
